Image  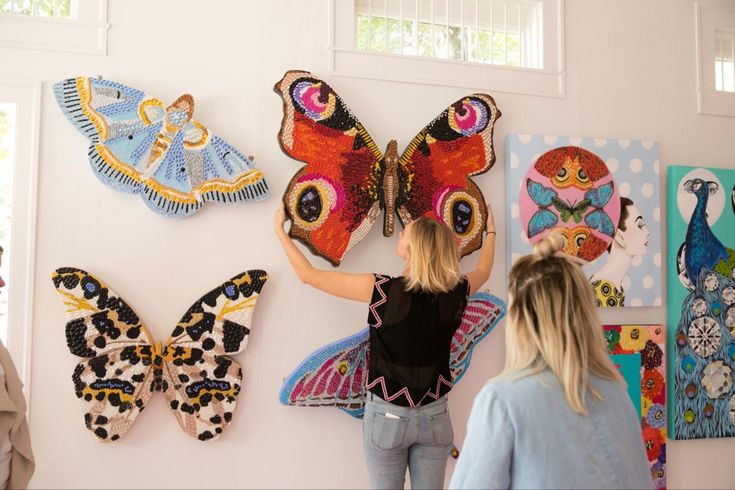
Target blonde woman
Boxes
[274,203,496,490]
[450,233,652,490]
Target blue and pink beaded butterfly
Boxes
[279,292,506,418]
[54,77,268,218]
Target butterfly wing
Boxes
[162,270,267,441]
[528,209,559,238]
[54,77,150,194]
[51,267,156,442]
[585,182,614,208]
[54,77,268,218]
[571,199,592,223]
[585,209,616,237]
[279,328,370,419]
[274,70,383,266]
[527,179,557,207]
[140,118,268,217]
[396,94,501,256]
[450,292,507,383]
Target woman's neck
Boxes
[591,246,632,289]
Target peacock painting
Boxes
[668,167,735,440]
[681,178,735,285]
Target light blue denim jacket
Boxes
[450,369,653,489]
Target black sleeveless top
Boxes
[366,274,470,407]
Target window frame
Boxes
[0,79,40,400]
[0,0,108,55]
[327,0,566,98]
[696,0,735,116]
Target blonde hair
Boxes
[501,232,622,414]
[404,218,462,294]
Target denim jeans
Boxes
[363,393,454,490]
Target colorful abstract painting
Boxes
[605,325,666,490]
[667,165,735,440]
[274,70,501,266]
[507,134,662,307]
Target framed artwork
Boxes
[605,325,666,490]
[667,165,735,440]
[507,134,661,307]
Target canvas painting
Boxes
[507,134,662,307]
[605,325,666,490]
[667,165,735,440]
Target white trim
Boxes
[695,0,735,116]
[328,0,566,98]
[0,0,108,55]
[0,79,41,402]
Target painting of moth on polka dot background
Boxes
[507,134,662,308]
[51,267,267,442]
[274,70,501,267]
[667,165,735,440]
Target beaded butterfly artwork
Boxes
[54,77,268,217]
[519,146,620,261]
[279,292,506,418]
[51,267,267,442]
[274,70,501,266]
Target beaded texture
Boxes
[605,325,667,490]
[53,77,268,218]
[274,70,501,266]
[278,292,506,418]
[51,267,267,442]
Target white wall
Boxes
[0,0,734,488]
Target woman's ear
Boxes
[613,229,627,249]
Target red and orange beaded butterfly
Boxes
[274,70,501,266]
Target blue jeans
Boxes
[363,393,454,489]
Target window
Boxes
[715,30,735,92]
[355,0,543,69]
[696,0,735,116]
[0,0,72,18]
[329,0,564,97]
[0,80,40,395]
[0,0,108,55]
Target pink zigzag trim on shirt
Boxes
[366,374,454,408]
[369,275,390,328]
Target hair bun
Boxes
[533,232,565,258]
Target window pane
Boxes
[354,0,543,69]
[715,30,735,92]
[1,0,73,18]
[0,103,16,345]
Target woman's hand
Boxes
[274,202,288,234]
[485,204,496,234]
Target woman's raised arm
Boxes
[274,204,375,303]
[465,204,497,295]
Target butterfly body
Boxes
[275,70,500,266]
[54,77,268,217]
[53,267,267,442]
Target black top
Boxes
[366,274,470,407]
